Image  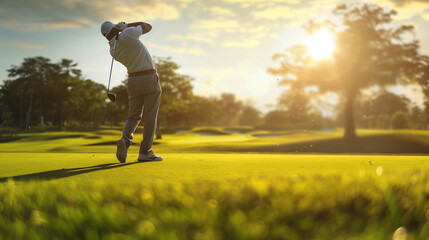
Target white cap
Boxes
[100,21,115,38]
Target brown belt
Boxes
[128,69,157,77]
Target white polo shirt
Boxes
[108,25,155,73]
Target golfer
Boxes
[101,21,162,163]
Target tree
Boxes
[239,105,261,126]
[390,111,411,129]
[1,57,106,129]
[69,79,106,126]
[265,110,288,125]
[216,93,243,126]
[357,91,410,128]
[409,106,424,129]
[269,3,420,140]
[186,95,221,126]
[154,57,194,127]
[5,57,56,129]
[106,83,128,125]
[52,59,83,129]
[365,92,409,116]
[0,79,24,127]
[277,87,314,124]
[416,55,429,129]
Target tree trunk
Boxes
[344,93,357,140]
[26,90,34,130]
[423,108,428,130]
[156,127,162,139]
[68,104,76,128]
[58,102,63,131]
[39,95,44,131]
[156,119,162,139]
[19,96,23,128]
[40,115,44,130]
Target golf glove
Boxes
[115,22,128,31]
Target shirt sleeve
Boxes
[123,25,143,39]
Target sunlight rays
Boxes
[306,29,335,60]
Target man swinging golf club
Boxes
[101,20,162,163]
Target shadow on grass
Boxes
[84,136,101,139]
[1,134,86,143]
[0,136,24,143]
[45,134,86,140]
[85,141,160,146]
[272,134,429,154]
[0,162,143,182]
[198,133,429,154]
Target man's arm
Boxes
[127,22,152,34]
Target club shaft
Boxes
[107,35,118,94]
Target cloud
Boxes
[240,24,266,33]
[210,6,236,17]
[191,19,241,29]
[357,0,429,20]
[223,67,234,72]
[221,0,300,7]
[9,41,45,49]
[168,33,213,43]
[388,0,429,7]
[252,6,314,20]
[111,2,180,23]
[246,68,277,97]
[0,0,180,31]
[1,18,93,31]
[422,11,429,20]
[146,42,205,55]
[201,78,217,85]
[392,2,429,20]
[270,33,279,38]
[222,39,260,48]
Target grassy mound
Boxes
[252,133,283,138]
[223,127,254,134]
[191,128,231,136]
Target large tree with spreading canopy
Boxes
[269,3,421,139]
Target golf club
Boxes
[107,34,118,102]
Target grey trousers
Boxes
[121,73,161,155]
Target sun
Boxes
[306,29,335,60]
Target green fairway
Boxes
[0,152,428,183]
[1,129,429,239]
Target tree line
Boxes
[0,54,423,133]
[0,56,265,130]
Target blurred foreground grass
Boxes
[2,169,429,239]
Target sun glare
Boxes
[306,30,335,60]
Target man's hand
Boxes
[115,22,128,31]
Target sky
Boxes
[1,0,429,113]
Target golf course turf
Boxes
[1,128,429,239]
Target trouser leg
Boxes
[140,89,161,155]
[122,95,144,148]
